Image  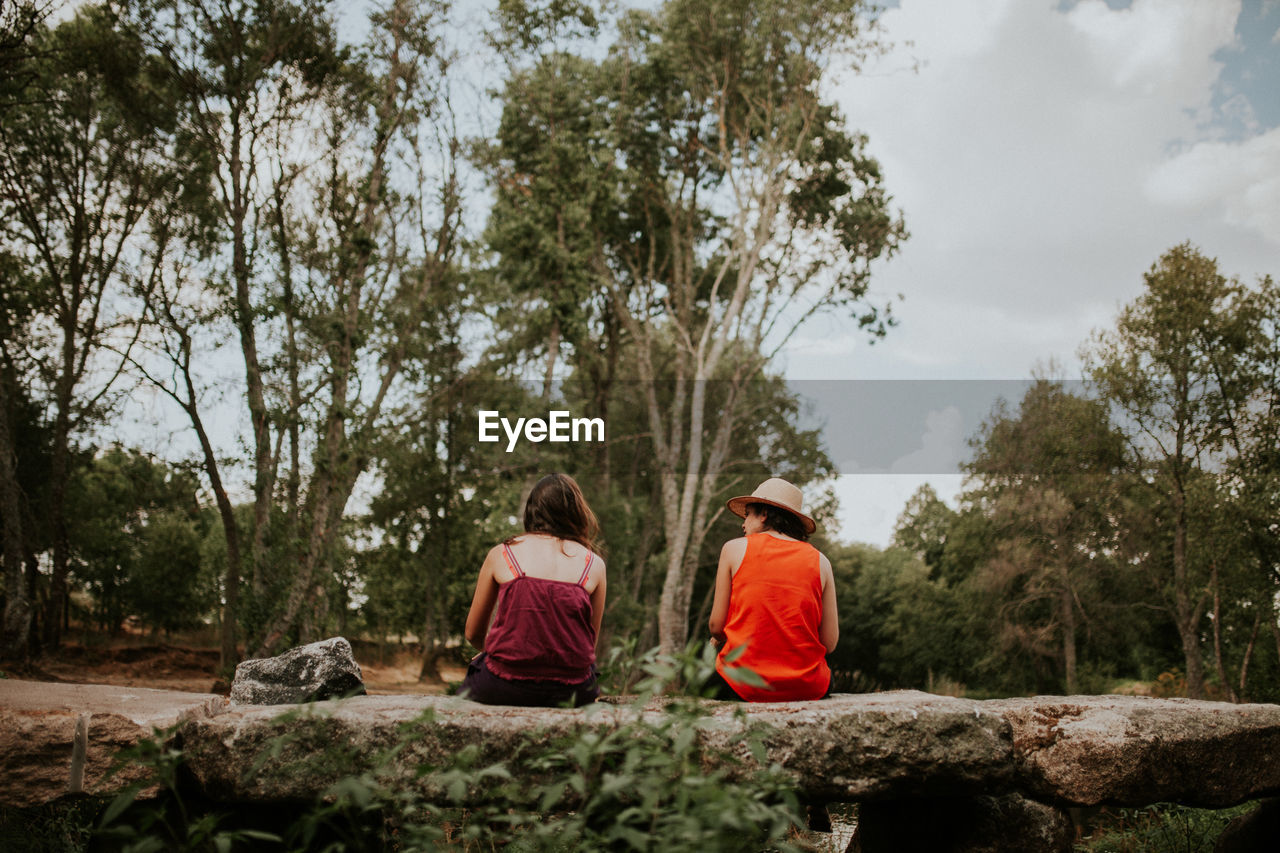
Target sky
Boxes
[780,0,1280,546]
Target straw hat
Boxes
[726,477,816,534]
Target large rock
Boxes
[177,691,1280,810]
[988,695,1280,807]
[7,682,1280,825]
[704,691,1015,801]
[179,691,1013,804]
[230,637,366,705]
[0,679,228,807]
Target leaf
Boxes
[99,787,140,829]
[723,665,767,687]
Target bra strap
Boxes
[501,543,525,579]
[577,553,593,587]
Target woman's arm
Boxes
[588,558,607,639]
[708,539,746,646]
[818,553,839,653]
[464,546,504,650]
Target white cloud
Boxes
[818,0,1273,379]
[812,0,1277,542]
[1065,0,1238,96]
[832,473,965,547]
[1145,128,1280,244]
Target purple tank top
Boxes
[483,544,597,683]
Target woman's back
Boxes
[482,534,602,683]
[496,534,603,591]
[718,533,830,701]
[461,472,607,707]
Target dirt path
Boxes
[9,641,464,696]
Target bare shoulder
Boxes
[720,537,749,574]
[817,549,834,580]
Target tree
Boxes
[66,447,206,634]
[120,0,465,657]
[1084,243,1252,698]
[964,380,1127,693]
[0,5,177,648]
[0,321,42,659]
[892,483,957,577]
[476,0,900,654]
[602,0,906,652]
[0,0,44,89]
[479,10,617,400]
[128,509,214,635]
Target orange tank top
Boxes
[715,534,830,702]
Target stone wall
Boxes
[5,681,1280,851]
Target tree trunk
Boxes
[1238,610,1260,702]
[0,374,30,661]
[418,641,444,684]
[1210,562,1238,702]
[1170,478,1206,698]
[543,315,560,400]
[43,372,72,649]
[1058,564,1077,694]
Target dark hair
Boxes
[515,473,601,554]
[747,502,810,542]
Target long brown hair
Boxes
[512,473,601,554]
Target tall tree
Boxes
[0,262,34,658]
[965,380,1127,693]
[1085,243,1251,698]
[249,0,463,655]
[1204,272,1280,700]
[0,6,176,648]
[117,0,468,653]
[479,3,615,400]
[119,0,465,656]
[604,0,906,652]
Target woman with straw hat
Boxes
[707,477,838,701]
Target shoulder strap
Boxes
[577,553,593,587]
[501,543,525,579]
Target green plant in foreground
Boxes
[95,728,283,851]
[88,643,808,851]
[1074,802,1255,853]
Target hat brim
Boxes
[726,496,817,535]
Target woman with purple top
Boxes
[460,473,607,707]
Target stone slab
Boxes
[0,679,229,808]
[7,681,1280,813]
[984,695,1280,807]
[178,690,1014,804]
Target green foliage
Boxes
[95,724,285,852]
[963,380,1129,694]
[1075,802,1256,853]
[826,538,989,693]
[66,448,214,634]
[85,645,807,852]
[0,800,99,853]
